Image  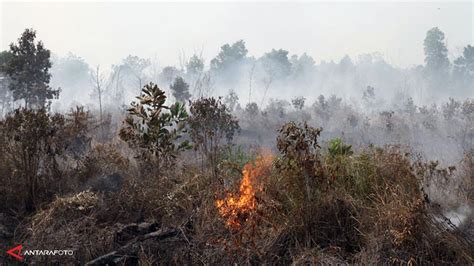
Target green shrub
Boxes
[276,121,322,201]
[188,97,240,175]
[328,138,353,157]
[119,82,190,171]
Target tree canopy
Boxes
[423,27,450,78]
[170,76,191,102]
[453,45,474,91]
[6,29,60,108]
[210,40,248,73]
[259,49,292,79]
[186,54,204,76]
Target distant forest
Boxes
[1,27,473,115]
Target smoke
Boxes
[444,205,472,228]
[44,41,473,166]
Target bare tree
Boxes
[90,65,113,123]
[194,72,214,98]
[178,49,188,72]
[149,54,161,84]
[105,64,124,105]
[121,55,150,93]
[114,66,122,103]
[248,62,255,104]
[260,74,274,107]
[184,49,205,97]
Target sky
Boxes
[1,1,473,69]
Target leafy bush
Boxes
[188,97,240,174]
[327,138,353,157]
[170,76,191,102]
[0,108,71,212]
[119,82,190,171]
[276,121,322,201]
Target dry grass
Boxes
[11,141,474,265]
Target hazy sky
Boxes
[1,1,473,69]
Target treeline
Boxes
[0,27,473,116]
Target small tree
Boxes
[404,97,417,115]
[313,95,330,121]
[276,121,322,201]
[265,99,290,118]
[188,97,240,173]
[159,66,182,85]
[120,55,151,92]
[0,108,67,212]
[170,76,191,102]
[245,102,259,116]
[224,89,239,111]
[259,49,292,78]
[291,96,306,110]
[327,138,353,158]
[363,85,375,101]
[186,54,204,76]
[258,49,291,105]
[442,98,461,120]
[210,40,248,73]
[6,29,60,108]
[90,65,111,123]
[453,45,474,91]
[423,27,450,90]
[119,82,190,171]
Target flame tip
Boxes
[215,154,273,230]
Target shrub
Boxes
[291,96,306,110]
[64,106,94,158]
[327,138,353,157]
[188,97,240,174]
[0,108,69,212]
[170,76,191,103]
[119,82,190,172]
[276,121,322,201]
[244,102,259,116]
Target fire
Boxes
[216,154,273,230]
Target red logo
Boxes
[6,244,23,261]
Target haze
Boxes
[1,1,472,68]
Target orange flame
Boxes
[216,154,273,230]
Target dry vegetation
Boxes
[0,83,472,265]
